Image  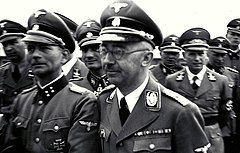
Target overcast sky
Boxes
[0,0,240,38]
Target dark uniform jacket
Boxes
[225,49,240,81]
[98,77,210,153]
[207,64,239,137]
[2,76,101,153]
[165,67,231,120]
[150,63,183,85]
[0,62,34,113]
[72,71,109,96]
[65,59,89,81]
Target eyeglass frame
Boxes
[99,47,150,60]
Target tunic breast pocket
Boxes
[42,118,70,152]
[133,136,171,153]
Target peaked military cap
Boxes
[209,36,231,53]
[55,12,78,38]
[227,18,240,34]
[22,9,75,53]
[0,19,27,43]
[160,34,182,52]
[179,27,210,51]
[75,19,101,48]
[98,0,163,47]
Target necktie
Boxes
[12,65,21,82]
[192,76,199,90]
[119,97,130,125]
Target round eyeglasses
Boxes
[99,47,149,60]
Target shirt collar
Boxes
[186,65,206,86]
[62,56,77,76]
[116,74,149,112]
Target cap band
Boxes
[209,47,229,53]
[99,26,155,46]
[160,45,182,52]
[22,30,65,46]
[228,27,240,34]
[0,33,25,43]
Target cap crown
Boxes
[55,12,78,37]
[100,0,162,46]
[27,9,75,53]
[179,27,210,45]
[227,18,240,29]
[75,19,101,46]
[0,19,27,36]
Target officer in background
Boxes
[1,9,100,153]
[74,19,110,96]
[56,12,89,81]
[98,0,210,152]
[207,36,239,153]
[150,34,183,85]
[225,18,240,74]
[165,28,233,153]
[0,20,35,152]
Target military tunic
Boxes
[64,58,89,81]
[0,62,34,113]
[98,77,209,153]
[72,71,109,96]
[165,67,232,153]
[150,63,183,85]
[3,76,101,153]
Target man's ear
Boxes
[142,51,153,67]
[61,49,70,65]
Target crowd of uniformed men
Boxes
[0,0,239,153]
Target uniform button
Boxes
[217,133,221,136]
[37,119,42,124]
[149,143,155,150]
[54,125,59,131]
[13,91,18,95]
[35,137,40,143]
[17,122,21,126]
[38,100,43,105]
[194,97,198,100]
[119,142,123,146]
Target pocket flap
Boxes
[13,116,29,128]
[133,137,171,152]
[43,118,70,132]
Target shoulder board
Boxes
[69,82,92,94]
[0,62,10,68]
[149,64,157,70]
[21,85,37,94]
[226,67,239,73]
[160,86,191,106]
[98,84,116,95]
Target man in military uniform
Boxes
[207,36,239,153]
[165,28,233,153]
[0,20,35,152]
[225,18,240,74]
[74,19,110,96]
[150,34,183,85]
[1,9,100,153]
[56,13,89,81]
[98,1,210,153]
